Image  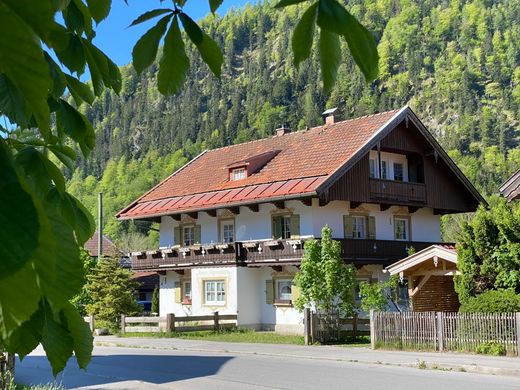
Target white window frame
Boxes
[352,216,366,239]
[220,220,235,243]
[183,281,192,301]
[394,217,409,241]
[183,226,195,246]
[281,215,291,239]
[393,163,404,181]
[204,280,226,305]
[231,167,246,181]
[276,279,293,301]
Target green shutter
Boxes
[343,215,353,238]
[265,280,274,304]
[368,216,376,239]
[174,226,181,246]
[273,216,282,239]
[174,281,182,303]
[194,225,201,243]
[290,214,300,238]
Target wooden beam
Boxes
[247,204,259,212]
[350,201,362,210]
[270,265,283,272]
[379,203,391,211]
[408,206,420,214]
[157,271,167,276]
[300,198,313,207]
[206,209,217,217]
[226,206,240,215]
[433,208,450,215]
[319,198,329,207]
[173,269,185,275]
[187,212,198,219]
[171,214,181,221]
[272,201,285,209]
[410,274,431,297]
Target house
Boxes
[499,169,520,202]
[84,231,122,258]
[116,106,484,334]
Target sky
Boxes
[94,0,254,66]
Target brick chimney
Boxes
[322,107,341,125]
[275,125,291,136]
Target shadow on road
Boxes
[17,353,235,388]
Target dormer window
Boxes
[231,167,246,181]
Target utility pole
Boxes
[98,192,103,259]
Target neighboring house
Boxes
[116,106,484,334]
[84,231,122,258]
[499,169,520,202]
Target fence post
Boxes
[166,313,175,333]
[516,312,520,357]
[90,315,95,333]
[304,308,311,345]
[214,311,220,331]
[352,313,358,338]
[370,310,375,349]
[120,314,126,335]
[436,312,444,352]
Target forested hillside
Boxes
[68,0,520,243]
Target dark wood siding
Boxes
[327,121,479,212]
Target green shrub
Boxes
[475,341,507,356]
[459,289,520,313]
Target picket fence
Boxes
[371,311,520,356]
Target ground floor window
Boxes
[183,281,192,304]
[276,279,293,301]
[204,280,225,305]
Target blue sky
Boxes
[94,0,254,66]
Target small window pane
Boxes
[184,282,191,299]
[221,221,234,243]
[232,168,246,180]
[393,163,404,181]
[204,280,225,304]
[277,280,292,300]
[352,216,366,239]
[369,159,376,178]
[183,226,194,246]
[395,218,408,240]
[281,216,291,239]
[381,161,387,179]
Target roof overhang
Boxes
[385,245,458,275]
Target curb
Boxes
[94,341,520,378]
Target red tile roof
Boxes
[118,109,402,219]
[84,231,122,257]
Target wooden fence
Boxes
[304,309,370,344]
[121,312,237,334]
[371,311,520,356]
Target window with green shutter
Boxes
[343,215,353,238]
[173,226,181,246]
[265,280,274,304]
[194,225,201,244]
[272,216,282,239]
[290,214,300,238]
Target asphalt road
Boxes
[16,345,520,390]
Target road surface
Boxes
[16,345,519,389]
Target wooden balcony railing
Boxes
[130,238,447,270]
[369,179,426,204]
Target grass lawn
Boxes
[120,328,370,347]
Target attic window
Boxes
[231,167,246,181]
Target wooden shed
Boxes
[385,245,460,312]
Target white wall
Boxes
[236,267,262,328]
[410,208,442,242]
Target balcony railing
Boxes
[130,238,447,270]
[369,179,426,204]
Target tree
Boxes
[85,256,142,333]
[0,0,378,375]
[454,197,520,303]
[151,287,160,315]
[294,226,356,340]
[70,248,97,317]
[359,276,399,313]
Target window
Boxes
[352,216,366,239]
[393,163,404,181]
[276,279,292,301]
[281,216,291,239]
[394,217,409,240]
[220,220,235,243]
[369,158,376,178]
[273,215,298,239]
[231,167,246,181]
[381,161,388,179]
[183,281,191,301]
[183,226,194,246]
[204,280,225,305]
[354,278,370,303]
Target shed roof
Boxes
[385,245,457,275]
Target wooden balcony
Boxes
[369,179,426,204]
[130,238,447,271]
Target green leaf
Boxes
[197,33,224,77]
[0,74,28,128]
[179,13,203,45]
[292,3,318,67]
[319,28,341,94]
[0,140,40,277]
[45,52,67,99]
[157,16,190,96]
[48,144,77,171]
[128,8,172,27]
[317,0,378,82]
[6,304,44,360]
[274,0,308,8]
[62,303,93,369]
[106,56,122,93]
[56,34,86,75]
[61,192,95,247]
[132,14,172,74]
[15,147,64,195]
[1,0,55,39]
[86,0,111,23]
[208,0,224,13]
[56,99,96,156]
[66,0,94,39]
[0,1,51,134]
[65,74,95,105]
[41,305,74,376]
